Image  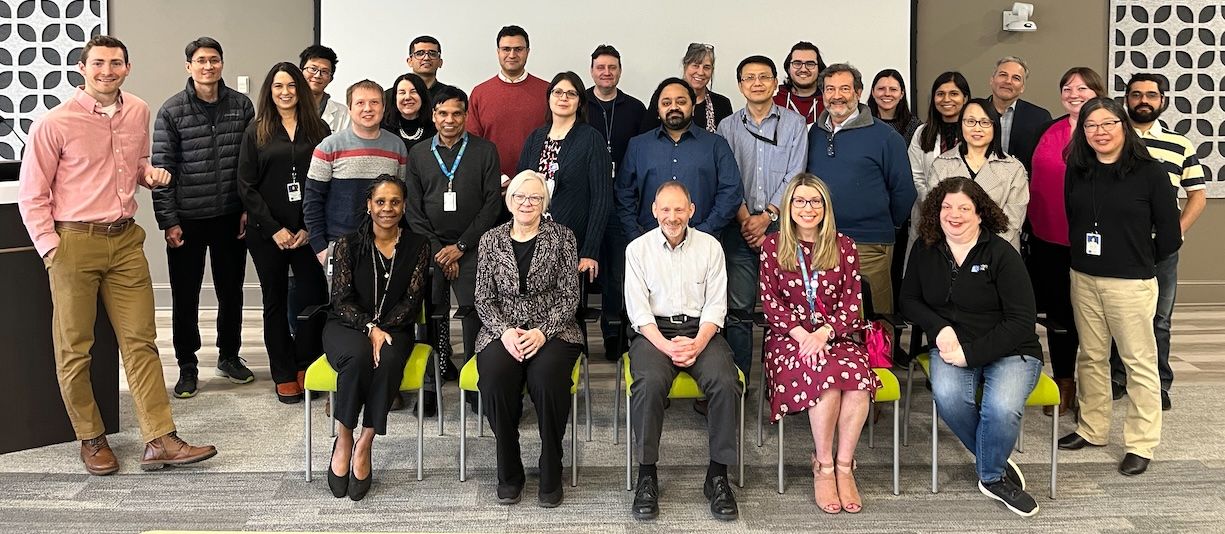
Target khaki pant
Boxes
[1069,270,1160,458]
[46,223,175,443]
[857,243,894,315]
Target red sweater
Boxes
[466,74,549,178]
[773,86,823,125]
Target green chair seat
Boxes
[873,368,901,403]
[303,343,432,393]
[1027,373,1060,407]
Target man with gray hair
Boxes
[805,63,914,315]
[987,56,1051,170]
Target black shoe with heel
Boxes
[348,447,372,501]
[327,438,349,498]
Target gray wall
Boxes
[111,0,315,307]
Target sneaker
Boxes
[1004,458,1026,491]
[1161,390,1171,411]
[979,479,1038,517]
[1112,381,1126,400]
[216,358,255,384]
[174,369,198,398]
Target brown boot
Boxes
[80,436,120,476]
[1045,378,1077,417]
[140,432,218,471]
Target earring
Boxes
[367,209,371,214]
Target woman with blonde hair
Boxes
[759,173,878,514]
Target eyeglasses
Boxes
[499,46,527,54]
[739,74,776,84]
[550,89,580,100]
[512,193,545,206]
[1127,91,1162,101]
[411,50,441,59]
[789,60,819,71]
[791,197,824,209]
[303,66,332,78]
[688,43,715,52]
[191,58,221,66]
[1082,119,1123,133]
[962,118,994,128]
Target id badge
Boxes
[611,161,617,179]
[1085,232,1102,256]
[443,191,457,212]
[286,182,302,202]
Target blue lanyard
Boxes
[430,134,468,191]
[795,244,824,326]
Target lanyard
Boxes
[600,98,617,151]
[430,134,469,191]
[742,112,779,146]
[795,244,826,326]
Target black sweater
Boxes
[404,134,503,253]
[1064,159,1181,279]
[516,123,612,259]
[236,119,327,239]
[585,88,647,169]
[901,232,1044,367]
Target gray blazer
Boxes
[474,219,584,353]
[924,149,1029,250]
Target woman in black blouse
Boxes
[475,170,584,508]
[382,73,436,152]
[639,43,733,133]
[323,175,430,501]
[517,71,612,283]
[237,62,331,404]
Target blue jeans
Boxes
[721,222,776,384]
[929,348,1042,483]
[1110,251,1177,391]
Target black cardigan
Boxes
[516,122,612,259]
[328,229,430,334]
[236,119,327,239]
[900,232,1044,367]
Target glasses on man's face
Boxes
[550,89,580,100]
[962,118,994,129]
[1082,119,1123,133]
[191,58,221,66]
[411,50,441,59]
[512,193,545,206]
[791,197,824,209]
[1128,91,1161,102]
[303,66,331,78]
[499,46,527,55]
[789,60,819,71]
[740,74,776,84]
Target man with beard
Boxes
[806,63,914,315]
[1107,73,1207,410]
[615,77,743,243]
[772,41,826,127]
[986,56,1051,172]
[384,36,457,107]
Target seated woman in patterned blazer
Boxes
[475,170,584,508]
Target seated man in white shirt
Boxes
[623,180,741,522]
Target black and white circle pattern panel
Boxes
[1,0,108,161]
[1111,0,1225,197]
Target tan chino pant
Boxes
[1069,269,1161,459]
[46,222,176,443]
[856,243,894,315]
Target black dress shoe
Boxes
[703,475,739,521]
[1119,453,1150,476]
[1161,390,1171,411]
[1057,432,1104,450]
[497,484,523,505]
[348,449,372,501]
[538,486,563,508]
[327,438,349,498]
[632,475,660,520]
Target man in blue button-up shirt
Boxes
[615,77,743,242]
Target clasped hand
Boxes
[661,336,705,368]
[790,325,833,366]
[501,327,546,362]
[935,326,967,367]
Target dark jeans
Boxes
[247,234,328,383]
[1110,251,1178,392]
[1025,236,1078,379]
[721,221,776,385]
[478,338,581,493]
[166,212,247,369]
[323,319,409,434]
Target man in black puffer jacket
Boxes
[152,37,255,399]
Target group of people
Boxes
[16,26,1202,520]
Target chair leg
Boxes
[931,397,938,493]
[304,388,312,482]
[435,351,444,437]
[738,393,745,488]
[1050,405,1059,500]
[868,401,876,448]
[459,389,467,482]
[757,364,766,447]
[892,399,900,496]
[625,394,632,492]
[583,354,592,442]
[417,388,424,481]
[903,361,915,446]
[1016,412,1026,453]
[613,359,623,445]
[777,416,785,494]
[571,390,578,488]
[478,391,485,438]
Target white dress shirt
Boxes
[623,226,727,331]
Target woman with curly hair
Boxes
[900,177,1044,517]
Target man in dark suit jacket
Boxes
[987,56,1052,173]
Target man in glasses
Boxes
[467,25,549,185]
[716,55,807,382]
[152,37,256,399]
[805,63,914,315]
[299,45,350,133]
[386,35,457,106]
[773,41,827,127]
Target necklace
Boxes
[400,126,424,141]
[369,228,401,322]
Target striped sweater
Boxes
[305,128,408,253]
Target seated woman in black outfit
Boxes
[324,175,430,501]
[475,170,584,508]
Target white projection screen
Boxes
[319,0,913,110]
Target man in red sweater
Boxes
[466,25,549,182]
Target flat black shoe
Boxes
[1112,381,1126,400]
[348,449,372,501]
[497,484,523,505]
[632,475,659,520]
[1119,453,1150,476]
[327,438,349,498]
[703,475,739,521]
[1057,432,1104,450]
[1161,390,1171,411]
[538,486,563,508]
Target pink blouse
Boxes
[1027,117,1072,246]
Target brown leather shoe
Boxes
[140,432,218,471]
[80,436,120,476]
[277,381,304,404]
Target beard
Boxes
[662,110,692,130]
[1127,104,1161,124]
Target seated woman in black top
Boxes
[900,177,1044,517]
[475,170,584,508]
[323,175,430,501]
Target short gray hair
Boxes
[994,56,1030,79]
[505,170,551,213]
[817,63,863,92]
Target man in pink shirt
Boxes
[18,36,217,476]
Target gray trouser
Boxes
[630,319,741,465]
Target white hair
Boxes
[505,169,551,213]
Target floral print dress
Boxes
[758,233,880,422]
